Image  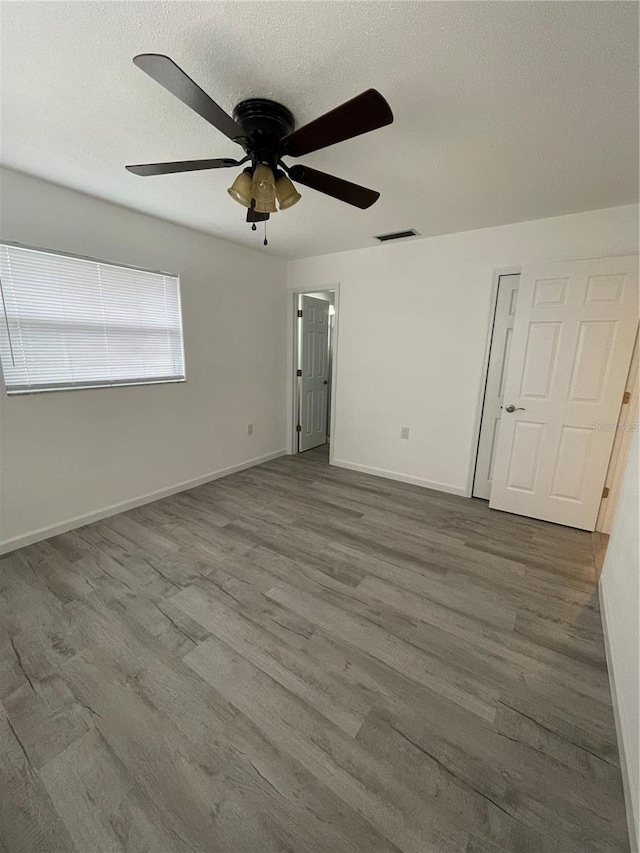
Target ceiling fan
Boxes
[126,54,393,237]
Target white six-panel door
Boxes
[299,295,329,452]
[489,256,638,530]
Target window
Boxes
[0,242,185,394]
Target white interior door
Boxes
[299,295,329,452]
[474,274,520,499]
[489,256,639,530]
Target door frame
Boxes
[467,266,522,497]
[596,324,639,533]
[287,283,340,462]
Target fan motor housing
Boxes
[233,98,295,164]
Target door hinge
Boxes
[296,369,302,377]
[296,424,302,432]
[622,390,631,405]
[297,309,303,318]
[602,486,610,499]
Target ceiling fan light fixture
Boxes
[227,168,253,207]
[251,164,276,203]
[128,56,395,243]
[275,172,301,210]
[253,198,277,214]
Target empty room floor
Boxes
[0,453,629,853]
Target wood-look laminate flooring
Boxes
[0,450,629,853]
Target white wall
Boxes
[0,168,288,551]
[288,204,639,494]
[600,426,640,853]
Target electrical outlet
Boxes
[400,427,410,440]
[247,423,254,435]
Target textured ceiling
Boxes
[1,1,638,259]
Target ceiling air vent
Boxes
[374,229,420,243]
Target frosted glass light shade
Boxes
[253,198,277,214]
[251,164,276,203]
[275,174,301,210]
[227,169,253,207]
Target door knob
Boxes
[505,404,526,413]
[323,380,328,385]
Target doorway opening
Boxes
[473,272,521,500]
[294,290,336,462]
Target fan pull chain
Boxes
[264,221,268,247]
[251,222,257,231]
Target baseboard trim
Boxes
[599,583,639,853]
[331,458,468,497]
[0,449,288,556]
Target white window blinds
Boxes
[0,243,185,394]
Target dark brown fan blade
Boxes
[281,89,393,157]
[133,54,245,142]
[246,208,270,223]
[288,165,379,209]
[126,158,239,176]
